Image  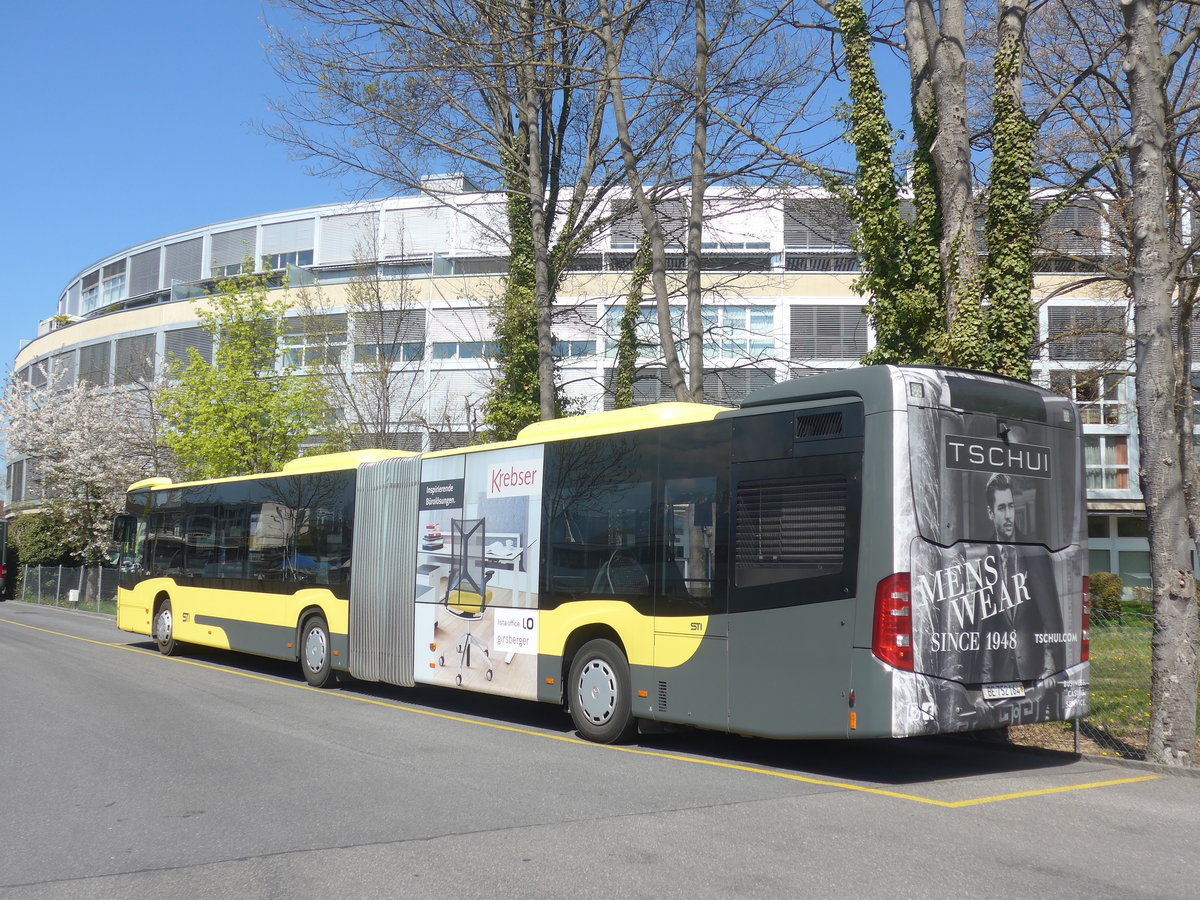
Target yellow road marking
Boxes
[1,615,1161,806]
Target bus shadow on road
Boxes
[349,674,1082,787]
[632,730,1079,786]
[135,641,1078,788]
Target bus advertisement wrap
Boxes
[893,369,1088,735]
[414,446,544,701]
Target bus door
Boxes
[651,424,729,730]
[726,404,864,738]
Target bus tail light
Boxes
[872,573,913,671]
[1081,576,1090,662]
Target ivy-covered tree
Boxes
[612,234,654,410]
[159,268,329,479]
[481,177,570,441]
[828,0,1041,378]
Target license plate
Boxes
[982,682,1025,700]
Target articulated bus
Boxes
[114,366,1089,743]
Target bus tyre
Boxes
[153,599,178,656]
[568,639,637,744]
[301,615,334,688]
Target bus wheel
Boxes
[301,615,334,688]
[568,639,637,744]
[153,599,178,656]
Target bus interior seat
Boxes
[592,549,649,595]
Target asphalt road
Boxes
[1,600,1197,899]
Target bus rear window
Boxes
[909,407,1079,551]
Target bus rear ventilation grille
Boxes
[658,681,669,712]
[796,411,843,439]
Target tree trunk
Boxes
[1176,284,1200,552]
[905,0,978,326]
[929,0,978,327]
[598,0,689,401]
[1123,0,1198,767]
[686,0,709,402]
[518,10,558,421]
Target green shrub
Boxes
[1089,571,1124,623]
[9,512,76,567]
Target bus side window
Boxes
[732,467,857,594]
[663,478,718,599]
[547,482,653,598]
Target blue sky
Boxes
[0,1,356,363]
[0,2,911,369]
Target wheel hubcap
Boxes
[156,609,172,642]
[577,659,616,724]
[305,627,327,673]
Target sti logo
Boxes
[944,434,1052,479]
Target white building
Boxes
[7,188,1152,586]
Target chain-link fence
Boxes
[17,565,120,616]
[1011,607,1200,763]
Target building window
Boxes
[1036,201,1105,271]
[609,198,687,249]
[1089,548,1112,576]
[78,342,111,386]
[262,249,314,271]
[352,309,426,367]
[165,327,213,366]
[211,227,257,278]
[115,334,156,385]
[29,360,49,390]
[1117,550,1151,588]
[52,350,76,390]
[7,460,25,504]
[212,262,251,278]
[552,340,596,359]
[704,368,775,406]
[355,342,424,365]
[101,260,127,306]
[431,341,496,360]
[1047,305,1127,361]
[790,305,868,359]
[429,432,474,451]
[783,199,855,249]
[81,271,100,313]
[1116,517,1148,538]
[1084,435,1130,490]
[702,306,774,358]
[603,305,677,358]
[602,305,773,360]
[1050,370,1125,424]
[601,366,773,409]
[281,315,347,368]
